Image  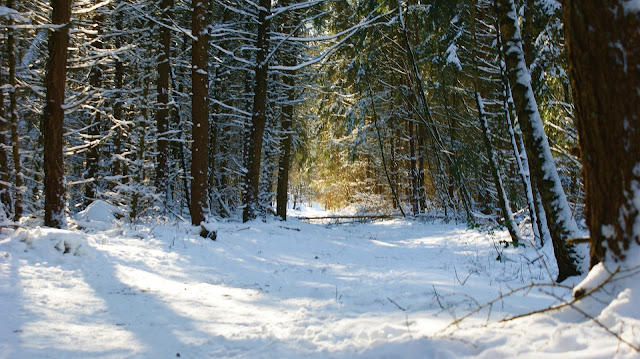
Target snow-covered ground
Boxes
[0,203,638,358]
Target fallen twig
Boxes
[387,297,406,311]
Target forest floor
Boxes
[0,202,638,358]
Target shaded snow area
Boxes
[1,215,638,358]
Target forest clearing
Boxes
[1,202,638,358]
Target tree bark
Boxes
[112,11,124,178]
[471,0,521,243]
[408,119,419,215]
[0,66,10,215]
[7,0,22,220]
[495,0,580,281]
[190,0,210,225]
[563,0,640,267]
[155,0,173,196]
[276,65,295,220]
[43,0,72,228]
[85,9,104,205]
[243,0,271,222]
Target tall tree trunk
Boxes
[563,0,640,267]
[85,10,104,205]
[7,0,22,220]
[155,0,173,197]
[398,0,473,221]
[495,0,580,281]
[417,123,426,214]
[275,65,295,220]
[43,0,71,228]
[112,11,124,178]
[408,119,419,215]
[242,0,271,222]
[0,67,10,216]
[470,1,521,243]
[190,0,210,225]
[496,21,543,246]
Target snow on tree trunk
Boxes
[470,0,521,243]
[84,10,104,206]
[243,0,271,222]
[563,0,640,267]
[276,62,295,220]
[476,92,522,243]
[495,0,580,281]
[0,71,10,214]
[155,0,173,198]
[190,0,210,226]
[7,0,22,221]
[43,0,71,228]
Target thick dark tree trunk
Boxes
[276,66,295,220]
[43,0,71,228]
[190,0,210,225]
[563,0,640,267]
[243,0,271,222]
[155,0,173,196]
[495,0,580,281]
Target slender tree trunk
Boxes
[43,0,72,228]
[417,123,426,213]
[112,12,124,178]
[408,120,421,215]
[190,0,210,225]
[363,68,405,218]
[470,1,521,243]
[84,10,104,205]
[476,92,522,243]
[0,68,10,215]
[155,0,173,197]
[209,65,221,213]
[7,0,22,220]
[398,0,473,221]
[243,0,271,222]
[496,24,542,245]
[563,0,640,267]
[495,0,580,281]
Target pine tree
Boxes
[495,0,580,281]
[563,0,640,267]
[43,0,72,228]
[190,0,210,225]
[243,0,272,222]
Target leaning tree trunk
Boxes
[563,0,640,267]
[495,0,580,281]
[43,0,72,228]
[471,0,521,243]
[190,0,210,226]
[243,0,271,222]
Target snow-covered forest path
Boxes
[0,209,637,358]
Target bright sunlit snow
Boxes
[0,205,638,358]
